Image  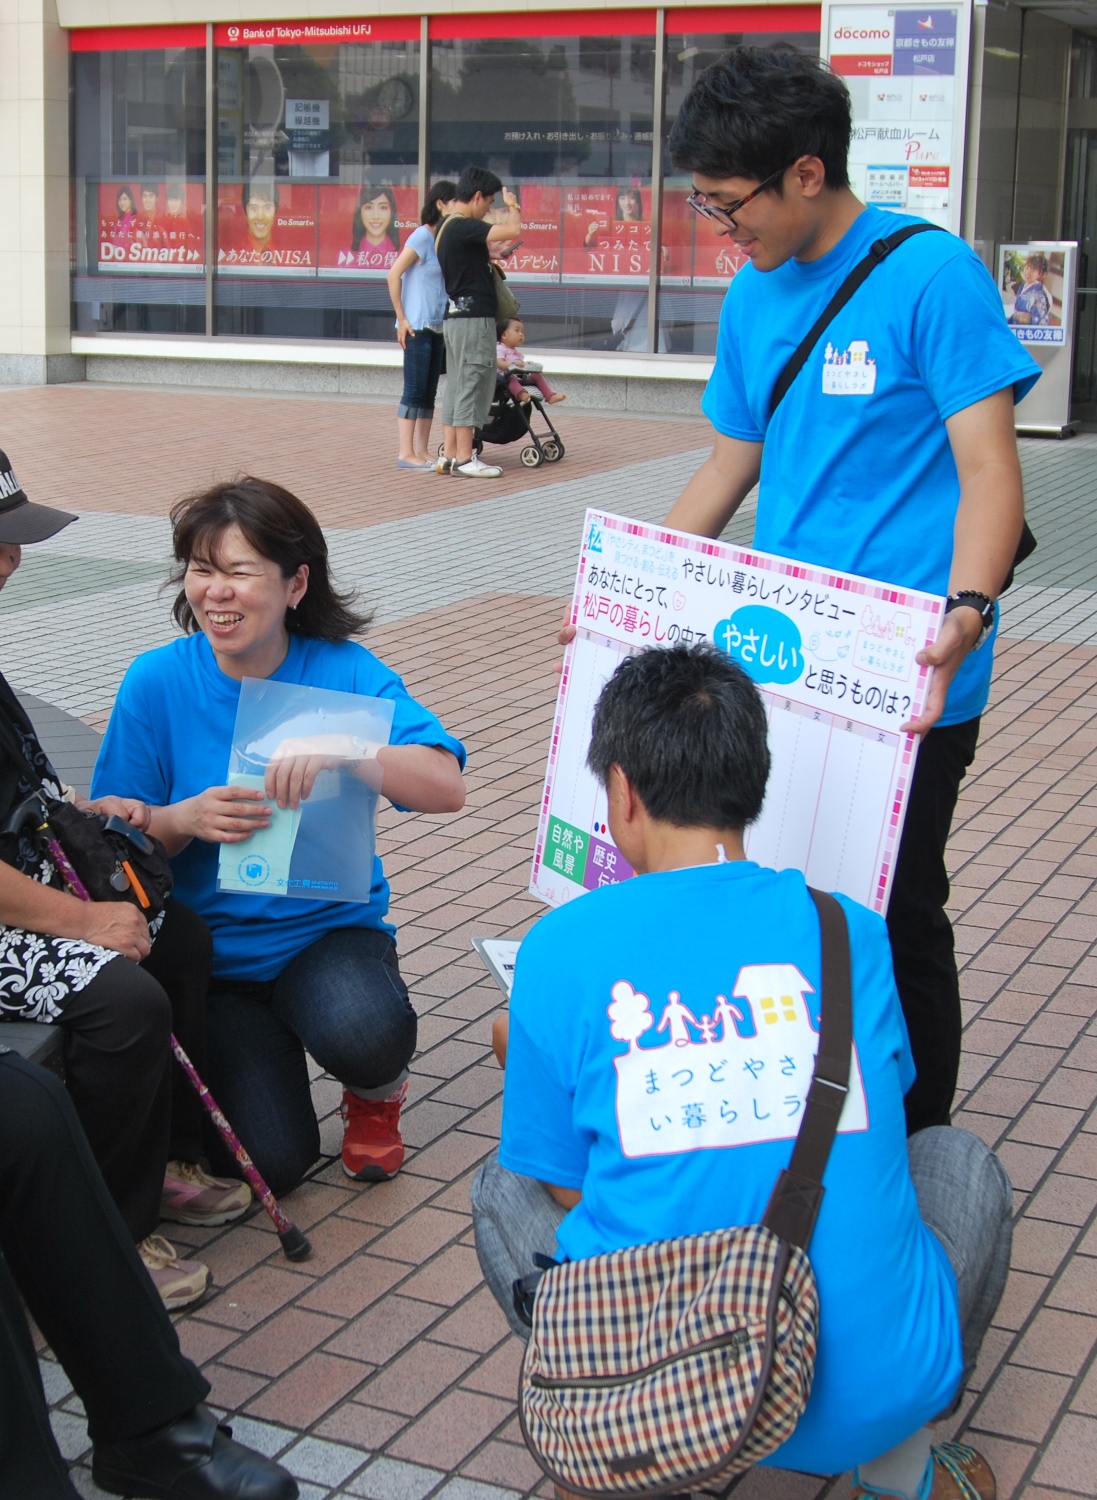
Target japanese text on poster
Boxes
[532,510,943,916]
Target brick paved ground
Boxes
[1,383,1096,1500]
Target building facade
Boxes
[3,0,1096,411]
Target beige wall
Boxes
[55,0,802,23]
[0,0,80,382]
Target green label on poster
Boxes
[544,815,590,884]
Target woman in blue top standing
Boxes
[386,180,457,470]
[92,478,466,1195]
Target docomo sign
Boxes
[829,6,893,73]
[215,17,418,45]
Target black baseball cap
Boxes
[0,451,76,544]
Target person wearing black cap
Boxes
[0,451,246,1310]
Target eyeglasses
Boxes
[686,163,795,230]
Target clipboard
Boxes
[472,937,520,998]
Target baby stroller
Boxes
[477,370,567,469]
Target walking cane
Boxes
[42,820,312,1263]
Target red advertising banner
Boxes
[317,183,419,276]
[490,184,561,281]
[562,186,652,282]
[96,182,204,273]
[217,182,317,275]
[214,17,418,46]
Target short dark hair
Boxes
[587,643,770,830]
[455,166,503,203]
[668,45,851,191]
[170,477,372,642]
[242,179,280,209]
[422,180,457,227]
[496,315,521,337]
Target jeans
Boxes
[204,927,417,1196]
[470,1126,1013,1409]
[0,1053,207,1496]
[399,327,445,420]
[887,718,981,1134]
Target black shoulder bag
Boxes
[769,223,1036,590]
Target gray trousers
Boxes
[470,1125,1011,1409]
[442,316,497,429]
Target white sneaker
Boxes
[454,455,503,478]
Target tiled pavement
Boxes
[1,385,1096,1500]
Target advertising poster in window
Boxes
[562,186,652,283]
[822,0,971,235]
[660,188,748,289]
[97,183,204,274]
[317,183,418,277]
[492,184,561,283]
[999,244,1069,345]
[217,183,318,275]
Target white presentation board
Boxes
[531,511,943,916]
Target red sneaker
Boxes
[341,1080,408,1181]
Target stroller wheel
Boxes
[520,445,544,468]
[540,439,562,463]
[437,442,445,458]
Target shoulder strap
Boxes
[761,887,852,1250]
[768,223,946,418]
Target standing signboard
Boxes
[532,510,943,918]
[998,241,1078,437]
[822,0,972,236]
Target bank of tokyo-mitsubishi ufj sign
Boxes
[822,1,972,236]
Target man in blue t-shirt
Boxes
[472,643,1012,1500]
[656,46,1040,1135]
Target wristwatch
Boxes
[945,591,995,650]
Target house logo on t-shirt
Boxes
[822,340,877,396]
[609,972,868,1158]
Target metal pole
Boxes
[647,9,667,356]
[418,14,430,207]
[204,22,216,337]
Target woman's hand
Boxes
[396,317,415,350]
[176,786,272,844]
[79,795,151,832]
[78,901,152,962]
[265,734,371,809]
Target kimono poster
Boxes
[531,510,944,918]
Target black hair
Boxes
[1025,252,1049,274]
[496,315,522,338]
[116,187,136,215]
[169,477,372,642]
[587,642,770,830]
[351,182,399,253]
[242,180,280,210]
[668,45,851,191]
[422,180,457,227]
[454,165,503,203]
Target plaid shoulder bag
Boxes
[517,888,852,1497]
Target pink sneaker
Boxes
[161,1161,251,1227]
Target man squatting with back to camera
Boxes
[504,35,1040,1500]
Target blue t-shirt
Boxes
[702,207,1039,726]
[400,223,448,331]
[91,633,466,980]
[501,861,962,1474]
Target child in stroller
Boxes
[472,320,566,469]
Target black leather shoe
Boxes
[92,1404,299,1499]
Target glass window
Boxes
[659,22,820,354]
[213,23,421,341]
[71,43,207,335]
[430,20,657,350]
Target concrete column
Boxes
[0,0,84,384]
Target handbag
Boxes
[436,215,521,323]
[769,223,1036,591]
[517,888,851,1498]
[0,707,173,921]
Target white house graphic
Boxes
[822,340,878,396]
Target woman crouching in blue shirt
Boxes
[92,478,466,1195]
